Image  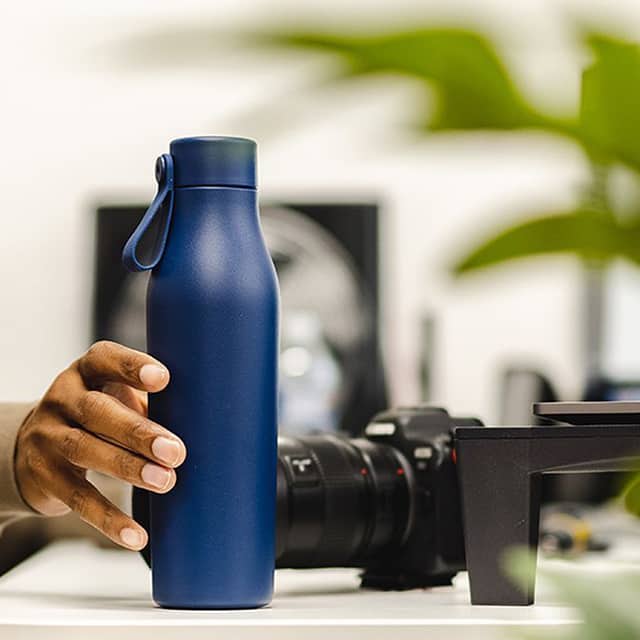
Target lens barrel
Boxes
[276,435,415,568]
[134,434,416,571]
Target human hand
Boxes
[14,341,186,550]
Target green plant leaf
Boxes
[452,210,640,276]
[259,28,576,135]
[505,548,640,639]
[581,34,640,172]
[624,473,640,516]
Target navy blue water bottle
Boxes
[122,136,279,609]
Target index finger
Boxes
[76,341,170,392]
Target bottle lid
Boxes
[170,136,257,188]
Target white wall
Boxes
[2,0,640,421]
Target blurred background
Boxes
[7,4,640,622]
[3,0,640,438]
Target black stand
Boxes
[455,402,640,606]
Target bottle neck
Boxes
[174,185,257,191]
[171,184,258,220]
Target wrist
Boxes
[0,403,40,517]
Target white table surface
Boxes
[0,540,603,640]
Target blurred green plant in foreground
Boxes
[506,547,640,639]
[250,26,640,276]
[624,474,640,517]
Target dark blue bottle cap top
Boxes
[170,136,257,188]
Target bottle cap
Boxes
[122,136,257,272]
[170,136,257,188]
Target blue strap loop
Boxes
[122,154,175,272]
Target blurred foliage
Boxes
[257,28,577,136]
[624,475,640,517]
[581,35,640,172]
[505,548,640,639]
[454,210,640,273]
[253,27,640,275]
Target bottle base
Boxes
[153,596,272,610]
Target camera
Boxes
[134,405,483,590]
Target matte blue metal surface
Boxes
[124,137,278,609]
[170,136,257,188]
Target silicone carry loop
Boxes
[122,153,175,272]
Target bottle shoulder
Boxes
[148,250,278,306]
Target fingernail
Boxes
[152,436,183,466]
[139,364,168,389]
[142,464,172,490]
[120,527,145,549]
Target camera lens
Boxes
[134,434,416,571]
[276,435,415,568]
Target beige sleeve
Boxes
[0,403,38,533]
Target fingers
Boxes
[15,341,181,544]
[54,425,176,493]
[53,468,148,550]
[69,392,186,467]
[76,341,169,393]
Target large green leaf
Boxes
[452,210,640,275]
[581,34,640,172]
[259,28,576,135]
[505,548,640,639]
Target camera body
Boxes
[276,406,482,589]
[360,407,481,589]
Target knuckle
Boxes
[86,340,114,360]
[78,341,114,381]
[125,421,153,451]
[42,373,72,412]
[30,424,55,451]
[68,488,89,518]
[119,354,139,381]
[40,396,62,415]
[113,450,139,480]
[60,429,88,465]
[24,447,47,477]
[101,504,117,534]
[79,390,108,422]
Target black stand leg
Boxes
[456,410,640,606]
[457,439,541,605]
